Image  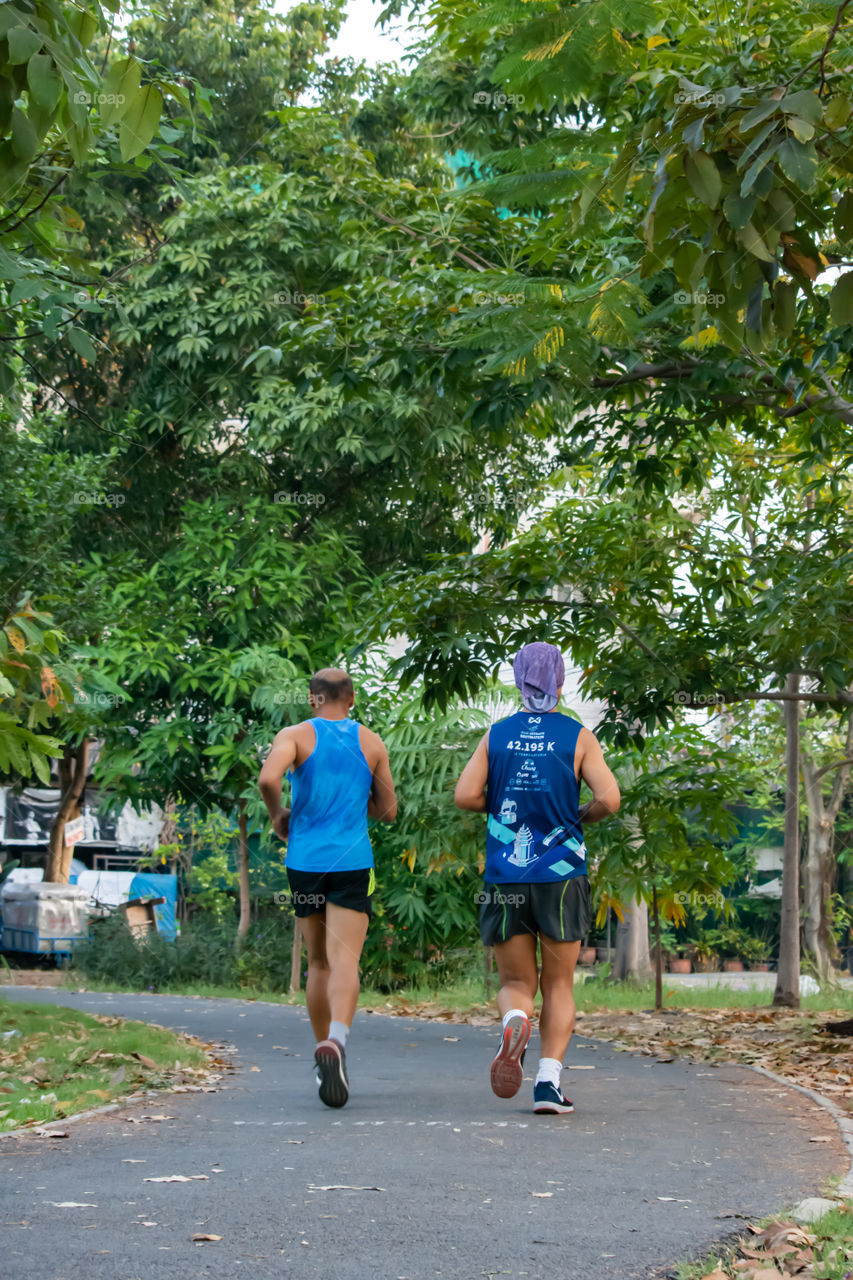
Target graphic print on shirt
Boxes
[485,710,586,884]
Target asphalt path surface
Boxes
[0,987,844,1280]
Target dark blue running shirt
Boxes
[485,710,586,884]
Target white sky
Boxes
[278,0,417,67]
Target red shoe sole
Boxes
[490,1016,531,1099]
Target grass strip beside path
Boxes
[0,998,220,1133]
[676,1204,853,1279]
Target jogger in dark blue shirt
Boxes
[455,642,620,1113]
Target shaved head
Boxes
[309,667,354,706]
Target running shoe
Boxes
[314,1038,349,1108]
[490,1013,531,1098]
[533,1080,574,1114]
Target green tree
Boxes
[88,494,355,932]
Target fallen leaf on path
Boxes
[531,1192,553,1198]
[808,1136,831,1143]
[249,1066,260,1072]
[32,1128,68,1138]
[443,1037,459,1042]
[143,1175,209,1183]
[307,1184,385,1192]
[658,1196,692,1202]
[131,1053,157,1069]
[122,1159,146,1163]
[46,1202,98,1208]
[191,1233,222,1242]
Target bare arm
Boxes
[454,731,490,812]
[258,728,298,840]
[576,728,620,823]
[367,739,397,821]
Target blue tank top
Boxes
[285,718,374,872]
[485,710,586,884]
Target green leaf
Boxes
[68,326,96,361]
[7,26,42,64]
[737,222,775,263]
[10,106,38,160]
[99,57,141,127]
[723,191,755,230]
[66,8,99,50]
[685,152,721,209]
[829,272,853,326]
[787,116,815,143]
[777,138,817,188]
[26,53,62,112]
[739,98,780,132]
[835,191,853,241]
[781,90,822,125]
[824,96,852,129]
[773,280,797,335]
[119,83,162,160]
[682,116,705,152]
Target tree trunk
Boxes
[774,672,801,1008]
[652,884,663,1012]
[800,711,853,980]
[236,802,250,943]
[290,918,303,993]
[613,897,653,980]
[44,739,89,884]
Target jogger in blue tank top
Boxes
[259,668,397,1107]
[455,642,620,1114]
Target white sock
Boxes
[328,1020,349,1047]
[502,1007,529,1031]
[535,1057,562,1089]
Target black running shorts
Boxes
[478,876,591,946]
[285,866,376,918]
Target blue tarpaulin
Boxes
[128,874,178,940]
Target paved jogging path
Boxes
[0,987,844,1280]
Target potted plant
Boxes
[669,943,692,974]
[689,926,721,973]
[738,934,772,971]
[717,925,745,972]
[578,938,597,965]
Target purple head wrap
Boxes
[512,642,565,712]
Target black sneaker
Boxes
[533,1080,574,1114]
[490,1013,531,1099]
[314,1038,349,1108]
